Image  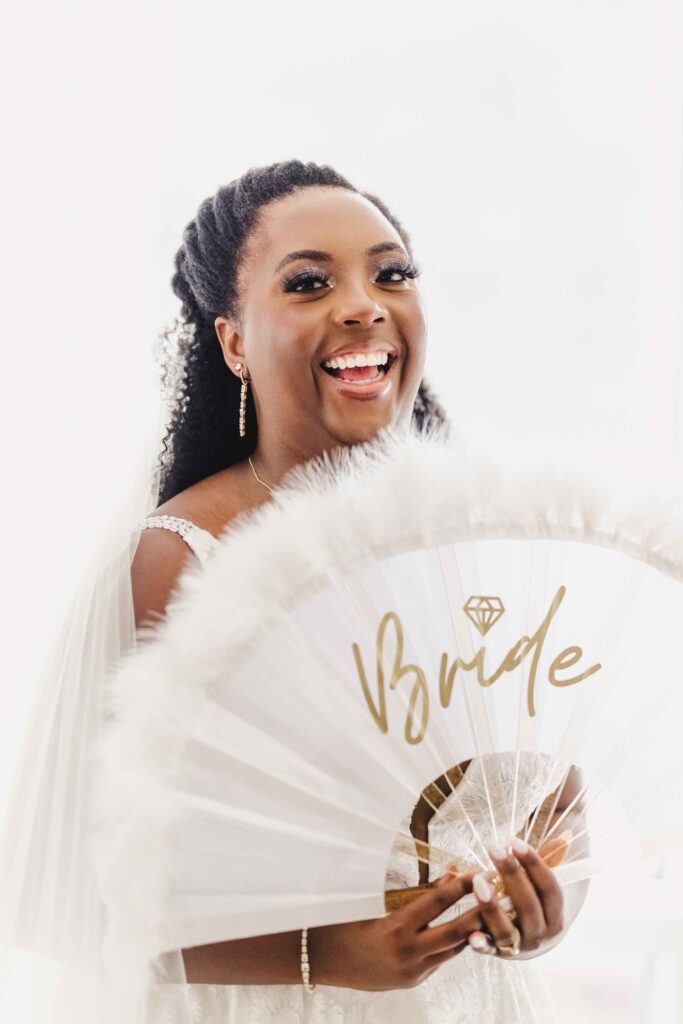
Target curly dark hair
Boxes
[155,159,450,504]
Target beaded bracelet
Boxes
[300,927,316,992]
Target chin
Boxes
[324,408,404,447]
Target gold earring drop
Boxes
[235,362,248,438]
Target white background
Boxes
[2,1,682,1019]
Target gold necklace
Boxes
[248,455,274,494]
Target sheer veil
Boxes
[0,393,190,1023]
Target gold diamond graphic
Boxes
[463,595,505,637]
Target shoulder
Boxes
[154,461,256,539]
[132,461,255,632]
[131,528,197,631]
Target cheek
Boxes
[269,311,320,370]
[403,307,428,374]
[250,317,308,380]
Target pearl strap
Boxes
[300,927,316,992]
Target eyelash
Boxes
[283,260,422,294]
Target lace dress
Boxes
[141,516,561,1024]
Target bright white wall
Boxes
[2,1,682,1019]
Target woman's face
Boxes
[215,186,428,460]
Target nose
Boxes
[331,283,389,329]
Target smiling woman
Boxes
[152,162,447,515]
[211,185,429,465]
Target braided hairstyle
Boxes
[156,159,450,504]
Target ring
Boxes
[494,925,522,957]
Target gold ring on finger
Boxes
[494,925,522,957]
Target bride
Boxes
[133,160,586,1022]
[0,158,587,1024]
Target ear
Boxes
[214,316,246,377]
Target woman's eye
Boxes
[283,261,421,294]
[377,261,421,283]
[283,270,330,293]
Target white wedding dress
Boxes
[141,516,561,1024]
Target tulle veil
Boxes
[0,394,197,1023]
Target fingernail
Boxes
[558,828,573,845]
[511,836,530,856]
[469,932,494,952]
[473,873,493,903]
[489,842,508,862]
[437,871,457,886]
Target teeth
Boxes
[322,351,390,370]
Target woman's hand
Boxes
[466,832,571,960]
[311,874,483,991]
[310,831,573,989]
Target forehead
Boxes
[247,187,402,269]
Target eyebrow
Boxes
[273,241,406,276]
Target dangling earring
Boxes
[235,362,249,438]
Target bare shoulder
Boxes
[154,460,257,537]
[132,461,256,632]
[131,529,197,632]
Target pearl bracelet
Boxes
[300,927,316,992]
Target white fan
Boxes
[93,422,683,1012]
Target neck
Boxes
[249,409,408,490]
[249,435,348,491]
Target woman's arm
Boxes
[180,876,482,989]
[181,931,302,984]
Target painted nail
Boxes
[473,873,493,902]
[469,931,495,953]
[489,842,508,862]
[511,836,530,856]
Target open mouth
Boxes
[320,353,399,386]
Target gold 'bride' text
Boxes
[351,585,602,745]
